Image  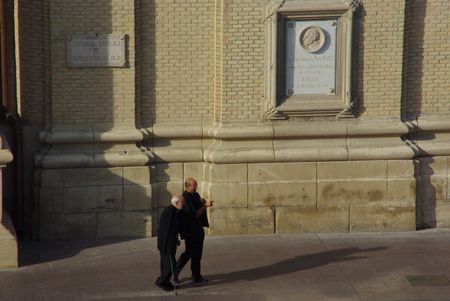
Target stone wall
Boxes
[39,166,151,239]
[12,0,450,240]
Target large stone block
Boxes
[123,166,150,185]
[318,161,387,181]
[276,206,349,233]
[124,185,152,210]
[388,160,414,179]
[420,156,447,176]
[207,164,247,183]
[41,169,64,187]
[421,175,446,202]
[208,207,274,235]
[248,162,316,182]
[208,183,247,208]
[153,181,184,208]
[248,182,316,207]
[184,163,205,183]
[151,163,183,182]
[318,180,387,206]
[97,212,152,238]
[387,179,415,206]
[350,206,415,232]
[63,186,123,213]
[63,167,123,187]
[40,187,64,213]
[40,213,96,240]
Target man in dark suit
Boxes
[155,195,185,292]
[174,178,213,283]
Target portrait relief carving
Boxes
[299,26,325,53]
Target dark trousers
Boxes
[156,249,176,286]
[175,229,205,279]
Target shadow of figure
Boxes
[180,246,386,287]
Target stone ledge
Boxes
[35,152,151,168]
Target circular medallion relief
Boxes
[299,26,325,53]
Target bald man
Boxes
[174,178,213,283]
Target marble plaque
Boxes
[67,34,126,68]
[285,20,337,96]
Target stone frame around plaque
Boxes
[263,0,360,119]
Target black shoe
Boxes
[155,281,174,292]
[192,275,208,283]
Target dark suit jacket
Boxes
[157,205,179,254]
[182,191,209,232]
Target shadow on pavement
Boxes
[203,247,386,286]
[18,238,134,267]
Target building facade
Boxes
[1,0,450,267]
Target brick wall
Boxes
[49,0,136,129]
[403,0,450,118]
[354,0,405,117]
[218,0,264,121]
[139,0,214,126]
[17,0,45,126]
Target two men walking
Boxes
[155,178,213,292]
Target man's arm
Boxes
[194,200,213,218]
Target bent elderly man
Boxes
[155,195,185,292]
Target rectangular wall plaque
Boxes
[67,34,127,68]
[285,20,337,96]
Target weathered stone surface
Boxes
[420,175,446,202]
[208,163,247,183]
[248,182,316,207]
[124,185,152,210]
[40,213,96,240]
[206,140,274,163]
[208,207,273,235]
[40,187,64,213]
[0,213,17,269]
[248,162,316,182]
[350,206,415,232]
[184,162,205,183]
[420,156,447,176]
[318,180,387,206]
[317,180,387,207]
[41,169,64,187]
[388,179,415,206]
[208,183,247,208]
[151,163,183,182]
[63,186,123,212]
[123,166,150,185]
[97,212,152,238]
[276,206,349,233]
[388,160,414,179]
[274,139,347,162]
[63,167,123,187]
[153,181,183,208]
[318,161,387,180]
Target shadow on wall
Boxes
[401,0,426,120]
[16,1,162,266]
[415,156,437,230]
[352,4,366,116]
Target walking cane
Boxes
[169,256,178,296]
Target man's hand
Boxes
[205,200,214,207]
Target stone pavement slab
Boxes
[2,230,450,300]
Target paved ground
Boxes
[2,229,450,301]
